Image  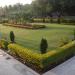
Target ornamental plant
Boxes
[0,39,9,50]
[74,30,75,40]
[40,38,48,54]
[10,31,15,43]
[3,40,9,50]
[8,41,75,71]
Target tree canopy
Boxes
[0,0,75,23]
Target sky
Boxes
[0,0,32,7]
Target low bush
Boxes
[73,30,75,40]
[40,38,48,54]
[33,18,44,22]
[10,31,15,43]
[59,37,70,47]
[33,18,63,23]
[33,18,51,23]
[42,41,75,69]
[0,41,2,48]
[32,25,46,29]
[4,23,46,29]
[8,44,43,69]
[8,41,75,72]
[0,39,9,50]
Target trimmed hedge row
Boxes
[0,39,9,50]
[33,18,75,23]
[3,23,46,29]
[8,41,75,71]
[8,44,43,69]
[33,18,63,23]
[42,41,75,68]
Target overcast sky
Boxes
[0,0,32,7]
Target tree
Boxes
[0,0,75,23]
[40,38,48,54]
[10,31,15,43]
[31,0,52,22]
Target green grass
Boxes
[0,23,75,53]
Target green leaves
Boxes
[10,31,15,43]
[40,38,48,54]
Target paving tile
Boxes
[44,57,75,75]
[0,49,75,75]
[0,49,39,75]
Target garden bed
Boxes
[8,41,75,74]
[3,23,46,29]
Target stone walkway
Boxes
[0,49,75,75]
[44,56,75,75]
[0,49,39,75]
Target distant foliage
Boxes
[10,31,15,43]
[0,0,75,24]
[40,38,48,54]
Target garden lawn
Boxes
[0,23,75,53]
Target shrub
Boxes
[59,37,70,47]
[10,31,15,43]
[57,17,61,24]
[4,23,46,29]
[50,17,53,23]
[3,40,9,50]
[32,25,46,29]
[74,30,75,40]
[40,38,48,54]
[8,41,75,72]
[0,41,2,48]
[33,18,43,22]
[42,41,75,68]
[45,18,50,23]
[8,44,43,69]
[0,39,9,50]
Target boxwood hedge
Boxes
[42,41,75,68]
[8,41,75,71]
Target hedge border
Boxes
[8,41,75,73]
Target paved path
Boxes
[0,49,39,75]
[0,49,75,75]
[44,56,75,75]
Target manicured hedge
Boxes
[0,39,9,50]
[8,41,75,71]
[3,23,46,29]
[33,18,63,23]
[32,25,46,29]
[42,41,75,68]
[33,18,44,22]
[8,44,43,69]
